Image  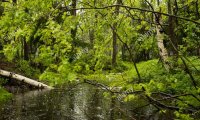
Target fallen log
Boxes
[0,69,53,89]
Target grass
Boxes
[83,57,200,92]
[0,87,12,103]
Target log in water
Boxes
[0,69,53,89]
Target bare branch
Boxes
[67,4,200,25]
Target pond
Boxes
[0,83,173,120]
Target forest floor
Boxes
[0,60,16,71]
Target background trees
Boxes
[0,0,198,71]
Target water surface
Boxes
[0,83,171,120]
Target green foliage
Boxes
[182,23,200,55]
[34,46,55,67]
[122,58,200,93]
[0,86,12,103]
[16,60,40,78]
[39,60,77,86]
[3,44,18,61]
[175,111,194,120]
[0,77,8,86]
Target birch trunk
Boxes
[156,0,170,71]
[156,24,171,71]
[0,69,53,89]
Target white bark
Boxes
[0,69,53,89]
[156,25,170,71]
[155,1,171,71]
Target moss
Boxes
[0,87,12,103]
[0,77,12,103]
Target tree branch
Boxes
[67,4,200,25]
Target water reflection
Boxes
[0,83,170,120]
[0,84,126,120]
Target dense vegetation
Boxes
[1,0,200,119]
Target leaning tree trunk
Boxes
[155,6,171,71]
[0,69,53,89]
[155,0,171,71]
[156,22,170,71]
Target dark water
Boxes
[0,83,171,120]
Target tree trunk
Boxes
[0,69,53,89]
[168,0,178,56]
[156,24,170,71]
[89,29,94,48]
[112,0,122,66]
[70,0,77,41]
[88,0,98,49]
[155,2,170,71]
[69,0,77,62]
[196,0,200,19]
[0,5,4,16]
[112,22,117,66]
[12,0,17,3]
[121,44,126,61]
[23,39,29,60]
